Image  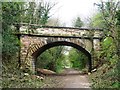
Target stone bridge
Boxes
[14,23,103,73]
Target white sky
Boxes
[47,0,100,27]
[35,0,119,27]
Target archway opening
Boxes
[32,41,92,74]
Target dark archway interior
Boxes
[32,41,92,72]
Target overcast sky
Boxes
[47,0,100,27]
[35,0,119,27]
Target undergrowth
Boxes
[89,63,120,89]
[2,56,44,88]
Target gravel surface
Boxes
[42,68,91,89]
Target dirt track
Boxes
[42,68,91,88]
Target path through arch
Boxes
[32,41,92,72]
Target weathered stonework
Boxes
[15,24,103,73]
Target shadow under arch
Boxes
[32,41,92,72]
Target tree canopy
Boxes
[72,17,83,28]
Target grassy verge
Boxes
[88,63,120,89]
[2,56,45,88]
[2,69,44,88]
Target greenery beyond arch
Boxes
[32,41,92,72]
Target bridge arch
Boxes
[31,41,92,72]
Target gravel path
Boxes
[43,68,91,89]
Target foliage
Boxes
[94,0,120,67]
[2,1,55,67]
[116,10,120,57]
[2,0,120,89]
[89,63,120,89]
[2,69,44,88]
[23,1,55,25]
[89,13,106,28]
[116,10,120,25]
[36,46,89,73]
[2,54,43,88]
[2,1,56,88]
[2,2,24,62]
[72,17,83,28]
[24,2,36,24]
[102,37,115,61]
[36,46,65,73]
[68,48,88,70]
[88,0,120,89]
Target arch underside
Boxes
[32,41,92,72]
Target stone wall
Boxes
[19,25,103,38]
[18,25,103,73]
[20,35,94,72]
